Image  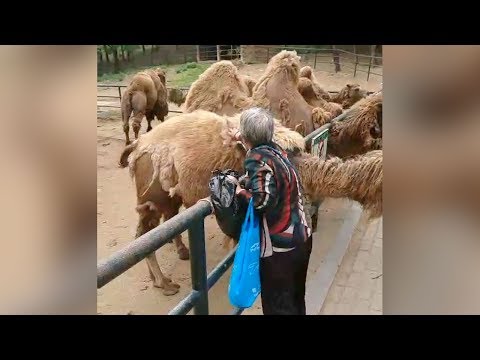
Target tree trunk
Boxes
[121,46,126,61]
[112,47,120,73]
[196,45,200,62]
[216,45,221,61]
[142,45,146,54]
[98,50,103,62]
[150,45,154,64]
[103,45,110,63]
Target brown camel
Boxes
[121,68,168,145]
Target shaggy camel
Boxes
[239,74,257,97]
[183,61,253,115]
[297,77,343,123]
[121,68,168,145]
[326,92,382,159]
[251,50,325,136]
[119,110,383,295]
[290,149,383,218]
[331,83,367,109]
[167,88,187,107]
[299,66,331,101]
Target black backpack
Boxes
[208,169,248,242]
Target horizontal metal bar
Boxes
[98,84,127,88]
[207,245,237,290]
[304,122,332,145]
[230,307,245,315]
[97,199,212,288]
[97,95,120,98]
[168,290,201,315]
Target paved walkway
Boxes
[319,214,382,315]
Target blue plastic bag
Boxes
[228,198,261,308]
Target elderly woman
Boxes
[230,107,312,315]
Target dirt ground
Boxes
[97,60,382,315]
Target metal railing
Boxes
[97,107,357,315]
[97,84,189,113]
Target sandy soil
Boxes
[97,60,382,315]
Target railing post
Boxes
[118,86,122,102]
[188,219,209,315]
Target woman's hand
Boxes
[226,175,244,195]
[227,128,241,141]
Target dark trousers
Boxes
[260,236,313,315]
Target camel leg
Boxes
[145,111,154,133]
[135,204,180,296]
[164,200,189,261]
[131,92,147,140]
[121,94,133,146]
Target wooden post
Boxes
[216,45,221,61]
[240,45,244,62]
[267,47,270,63]
[332,45,341,72]
[314,52,317,69]
[367,45,374,81]
[196,45,200,62]
[353,46,357,77]
[118,86,122,102]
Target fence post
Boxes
[217,45,221,61]
[118,86,122,102]
[266,47,270,63]
[367,45,374,81]
[332,45,341,72]
[353,45,358,77]
[314,52,317,69]
[196,45,200,62]
[188,219,209,315]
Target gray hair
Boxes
[239,107,274,147]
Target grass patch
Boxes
[169,62,210,87]
[97,62,211,87]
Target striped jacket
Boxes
[237,143,312,258]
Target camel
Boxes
[331,83,367,109]
[251,50,325,136]
[183,61,253,115]
[239,74,257,96]
[297,77,343,122]
[167,88,187,107]
[299,66,331,101]
[119,110,383,295]
[326,92,382,159]
[121,68,168,145]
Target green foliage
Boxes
[175,62,198,74]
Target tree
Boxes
[142,45,146,54]
[97,46,103,62]
[106,45,120,73]
[103,45,110,63]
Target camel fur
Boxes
[251,50,321,136]
[299,66,331,101]
[183,61,253,115]
[298,77,343,122]
[121,68,169,145]
[291,150,383,218]
[331,83,367,109]
[239,74,257,96]
[119,109,383,295]
[327,92,382,159]
[167,88,187,107]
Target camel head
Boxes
[342,83,367,103]
[265,50,301,84]
[154,67,166,85]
